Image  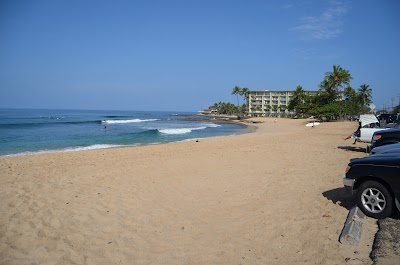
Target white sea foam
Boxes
[159,126,207,135]
[203,123,221,128]
[157,123,220,135]
[0,144,130,158]
[102,119,159,124]
[62,144,127,152]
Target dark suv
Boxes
[343,153,400,219]
[367,128,400,152]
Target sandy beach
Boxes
[0,118,381,264]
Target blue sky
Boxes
[1,0,399,112]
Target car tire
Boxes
[356,181,393,219]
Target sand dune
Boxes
[0,118,378,264]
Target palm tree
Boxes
[240,87,249,98]
[231,86,241,108]
[357,84,372,108]
[293,85,305,102]
[319,79,336,103]
[327,65,352,90]
[321,65,352,119]
[213,103,220,114]
[344,86,356,101]
[288,85,306,115]
[321,65,352,102]
[240,87,250,113]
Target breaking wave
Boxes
[158,123,220,135]
[102,119,159,124]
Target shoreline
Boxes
[0,118,379,264]
[0,121,253,159]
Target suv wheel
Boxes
[356,181,393,219]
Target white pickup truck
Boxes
[354,114,388,143]
[357,127,388,143]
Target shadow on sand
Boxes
[323,187,400,219]
[322,187,356,210]
[337,146,368,153]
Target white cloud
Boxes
[293,0,350,40]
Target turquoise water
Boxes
[0,109,248,157]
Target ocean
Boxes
[0,109,248,157]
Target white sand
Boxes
[0,118,378,264]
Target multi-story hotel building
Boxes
[247,90,319,117]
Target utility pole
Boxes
[391,97,395,112]
[397,94,400,113]
[398,95,400,110]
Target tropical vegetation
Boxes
[210,65,378,120]
[289,65,374,120]
[211,86,249,115]
[393,105,400,114]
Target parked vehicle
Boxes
[367,128,400,152]
[377,113,400,128]
[386,114,400,128]
[370,142,400,155]
[343,153,400,218]
[377,113,399,121]
[357,127,386,143]
[377,113,395,123]
[355,114,386,143]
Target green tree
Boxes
[231,86,241,108]
[342,86,357,118]
[297,94,316,116]
[240,87,249,97]
[213,102,221,114]
[319,65,352,104]
[217,102,237,115]
[326,65,352,91]
[318,79,336,104]
[393,104,400,114]
[240,87,249,110]
[288,85,306,116]
[309,102,341,121]
[344,86,357,101]
[240,104,247,114]
[357,84,372,108]
[318,65,352,119]
[236,87,249,114]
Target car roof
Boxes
[376,128,400,133]
[371,143,400,155]
[349,153,400,167]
